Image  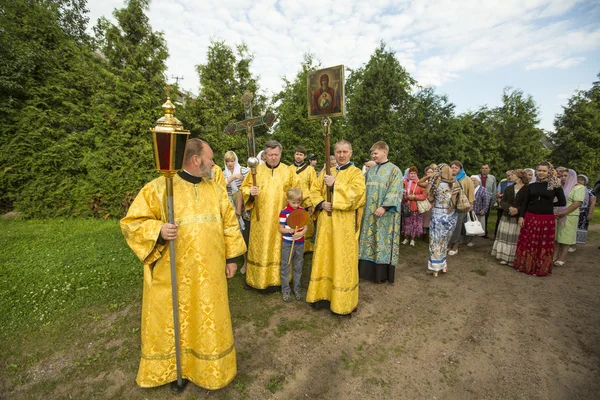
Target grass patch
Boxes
[366,377,391,387]
[275,317,321,337]
[0,218,141,339]
[265,374,285,393]
[471,268,487,277]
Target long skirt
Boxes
[402,211,423,237]
[513,212,555,277]
[576,207,590,244]
[556,214,578,245]
[491,215,520,265]
[428,209,457,272]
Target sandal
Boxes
[553,260,564,267]
[432,271,438,277]
[442,268,447,273]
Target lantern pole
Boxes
[150,98,190,391]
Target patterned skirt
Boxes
[428,209,457,272]
[402,211,423,237]
[491,214,520,265]
[576,207,590,244]
[513,212,555,277]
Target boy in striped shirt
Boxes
[279,188,306,302]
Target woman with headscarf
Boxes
[524,168,536,184]
[420,165,437,242]
[513,162,566,276]
[419,163,459,277]
[401,166,427,246]
[491,169,529,266]
[223,151,250,273]
[554,169,585,266]
[572,175,596,248]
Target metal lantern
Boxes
[149,97,189,390]
[150,97,190,176]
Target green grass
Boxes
[470,268,487,277]
[0,218,143,395]
[265,374,285,393]
[0,218,141,339]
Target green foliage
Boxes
[178,40,268,166]
[345,42,416,165]
[0,218,140,340]
[551,73,600,178]
[0,0,168,217]
[272,53,326,164]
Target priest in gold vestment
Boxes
[121,139,246,391]
[241,140,299,291]
[290,145,317,252]
[306,140,366,315]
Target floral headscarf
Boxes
[536,162,561,190]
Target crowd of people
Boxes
[120,137,598,393]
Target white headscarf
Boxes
[223,152,244,193]
[525,168,536,183]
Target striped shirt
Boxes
[279,205,305,244]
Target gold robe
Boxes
[292,163,317,252]
[306,165,366,314]
[241,163,299,290]
[120,173,246,389]
[212,165,227,191]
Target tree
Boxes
[345,42,416,166]
[491,87,549,172]
[272,54,328,164]
[80,0,169,217]
[0,0,98,215]
[551,73,600,178]
[179,40,267,166]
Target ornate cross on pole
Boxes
[224,90,276,221]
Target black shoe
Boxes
[243,283,252,290]
[170,379,189,394]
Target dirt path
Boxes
[5,236,600,399]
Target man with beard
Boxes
[121,138,246,392]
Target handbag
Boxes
[464,211,485,236]
[401,204,412,218]
[417,199,431,214]
[455,181,471,213]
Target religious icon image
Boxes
[307,65,344,119]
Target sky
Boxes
[85,0,600,132]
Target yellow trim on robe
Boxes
[120,174,246,389]
[240,163,300,289]
[306,165,366,314]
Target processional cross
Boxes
[224,91,276,221]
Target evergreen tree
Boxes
[179,40,267,167]
[551,73,600,178]
[492,87,549,171]
[82,0,169,217]
[0,0,98,215]
[345,42,416,166]
[272,54,327,165]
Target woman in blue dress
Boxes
[419,164,459,277]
